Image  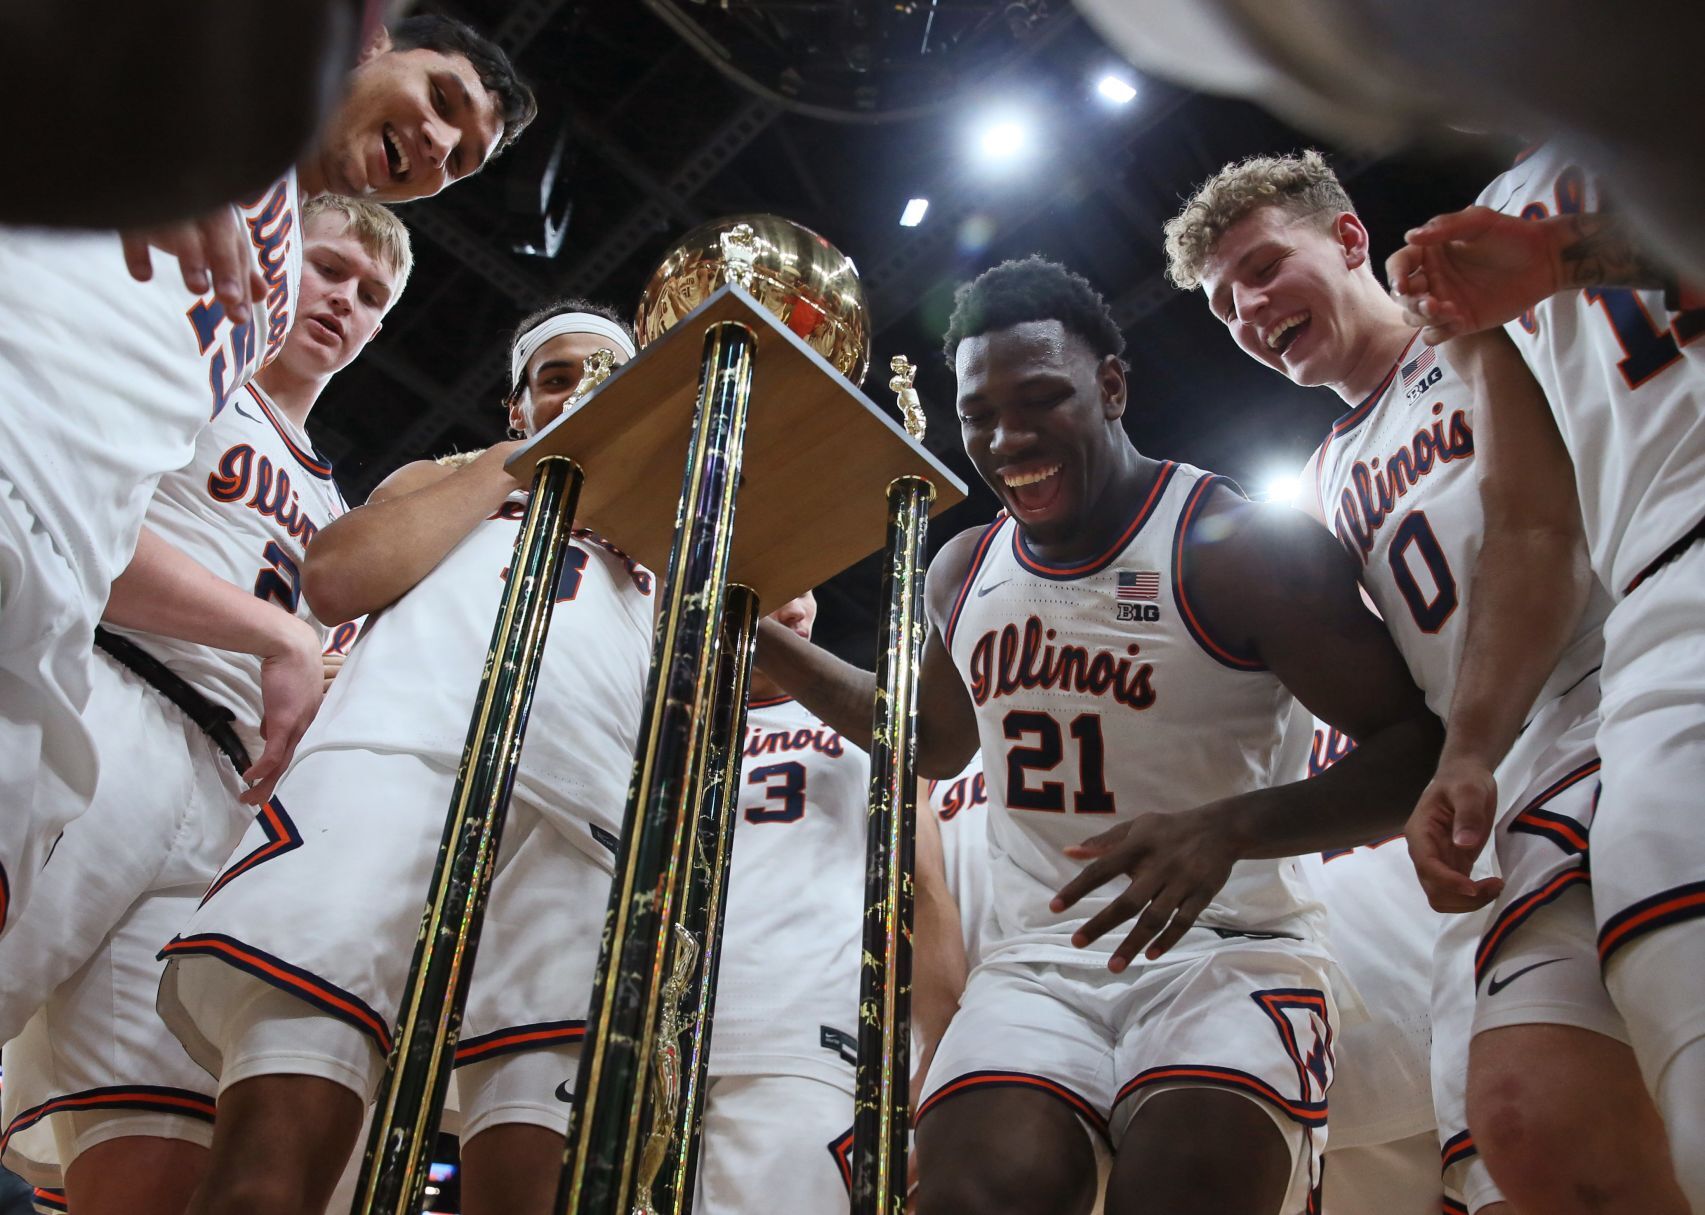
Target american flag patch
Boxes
[1400,346,1436,386]
[1117,570,1160,600]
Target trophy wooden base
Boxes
[508,283,966,606]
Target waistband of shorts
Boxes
[1624,513,1705,596]
[94,627,251,772]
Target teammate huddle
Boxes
[0,17,1701,1212]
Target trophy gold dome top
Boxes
[634,214,871,384]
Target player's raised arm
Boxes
[301,443,526,625]
[1387,204,1703,344]
[752,526,983,778]
[1056,494,1447,966]
[1405,329,1594,909]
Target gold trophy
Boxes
[351,211,964,1215]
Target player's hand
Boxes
[1051,811,1241,970]
[320,652,346,694]
[1386,205,1562,345]
[1404,758,1504,912]
[120,206,266,327]
[244,617,325,805]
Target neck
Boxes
[1331,293,1419,405]
[252,363,327,430]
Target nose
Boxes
[988,414,1038,459]
[420,121,450,173]
[1231,279,1265,326]
[326,280,354,315]
[773,600,808,630]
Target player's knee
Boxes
[1109,1089,1290,1215]
[915,1105,1095,1215]
[196,1171,318,1215]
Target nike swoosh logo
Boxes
[975,578,1011,598]
[555,1079,575,1103]
[231,399,263,423]
[1486,956,1566,996]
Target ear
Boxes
[1336,212,1372,272]
[1098,355,1128,422]
[355,24,392,67]
[507,388,528,436]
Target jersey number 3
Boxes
[745,761,807,823]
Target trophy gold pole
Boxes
[658,583,760,1214]
[558,320,756,1215]
[851,358,933,1215]
[352,442,592,1215]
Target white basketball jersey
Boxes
[0,177,302,601]
[926,754,993,965]
[1307,332,1604,719]
[710,696,871,1086]
[945,462,1320,967]
[1479,143,1705,594]
[1276,703,1437,1147]
[301,494,654,862]
[103,383,346,755]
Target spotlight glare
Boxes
[899,198,930,227]
[977,119,1030,160]
[1261,472,1303,506]
[1097,74,1138,104]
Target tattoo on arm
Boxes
[1557,212,1671,291]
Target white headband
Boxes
[510,312,637,390]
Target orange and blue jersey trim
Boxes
[1,1085,216,1157]
[942,514,1009,650]
[1115,1063,1327,1127]
[748,693,794,710]
[453,1020,586,1066]
[158,932,393,1053]
[1171,474,1265,671]
[1013,462,1177,582]
[1441,1128,1477,1171]
[1443,1198,1470,1215]
[915,1070,1111,1145]
[32,1188,68,1214]
[1475,865,1590,984]
[200,795,303,906]
[826,1123,856,1196]
[1507,760,1599,857]
[246,385,334,481]
[1599,879,1705,964]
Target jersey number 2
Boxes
[1003,710,1115,814]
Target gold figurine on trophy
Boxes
[889,355,925,440]
[632,923,701,1215]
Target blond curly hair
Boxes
[1163,149,1354,290]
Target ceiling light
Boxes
[899,198,930,227]
[1097,74,1138,104]
[977,119,1030,161]
[1260,472,1303,506]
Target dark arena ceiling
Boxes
[310,0,1515,666]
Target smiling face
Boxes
[271,209,401,382]
[1197,204,1379,392]
[954,319,1127,547]
[509,332,633,437]
[305,40,503,202]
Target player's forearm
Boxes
[304,452,517,624]
[106,527,309,658]
[752,621,879,750]
[1543,211,1677,294]
[1221,712,1444,859]
[1441,527,1592,770]
[911,794,968,1047]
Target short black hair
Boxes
[507,297,635,396]
[391,14,537,158]
[942,256,1126,368]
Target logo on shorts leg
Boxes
[555,1078,576,1103]
[1485,956,1565,996]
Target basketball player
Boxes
[1386,145,1705,1207]
[1170,148,1688,1215]
[926,756,992,971]
[755,256,1445,1215]
[155,302,650,1215]
[0,12,534,944]
[0,195,411,1215]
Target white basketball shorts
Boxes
[696,1073,855,1214]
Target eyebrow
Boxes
[531,359,579,381]
[1209,241,1281,317]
